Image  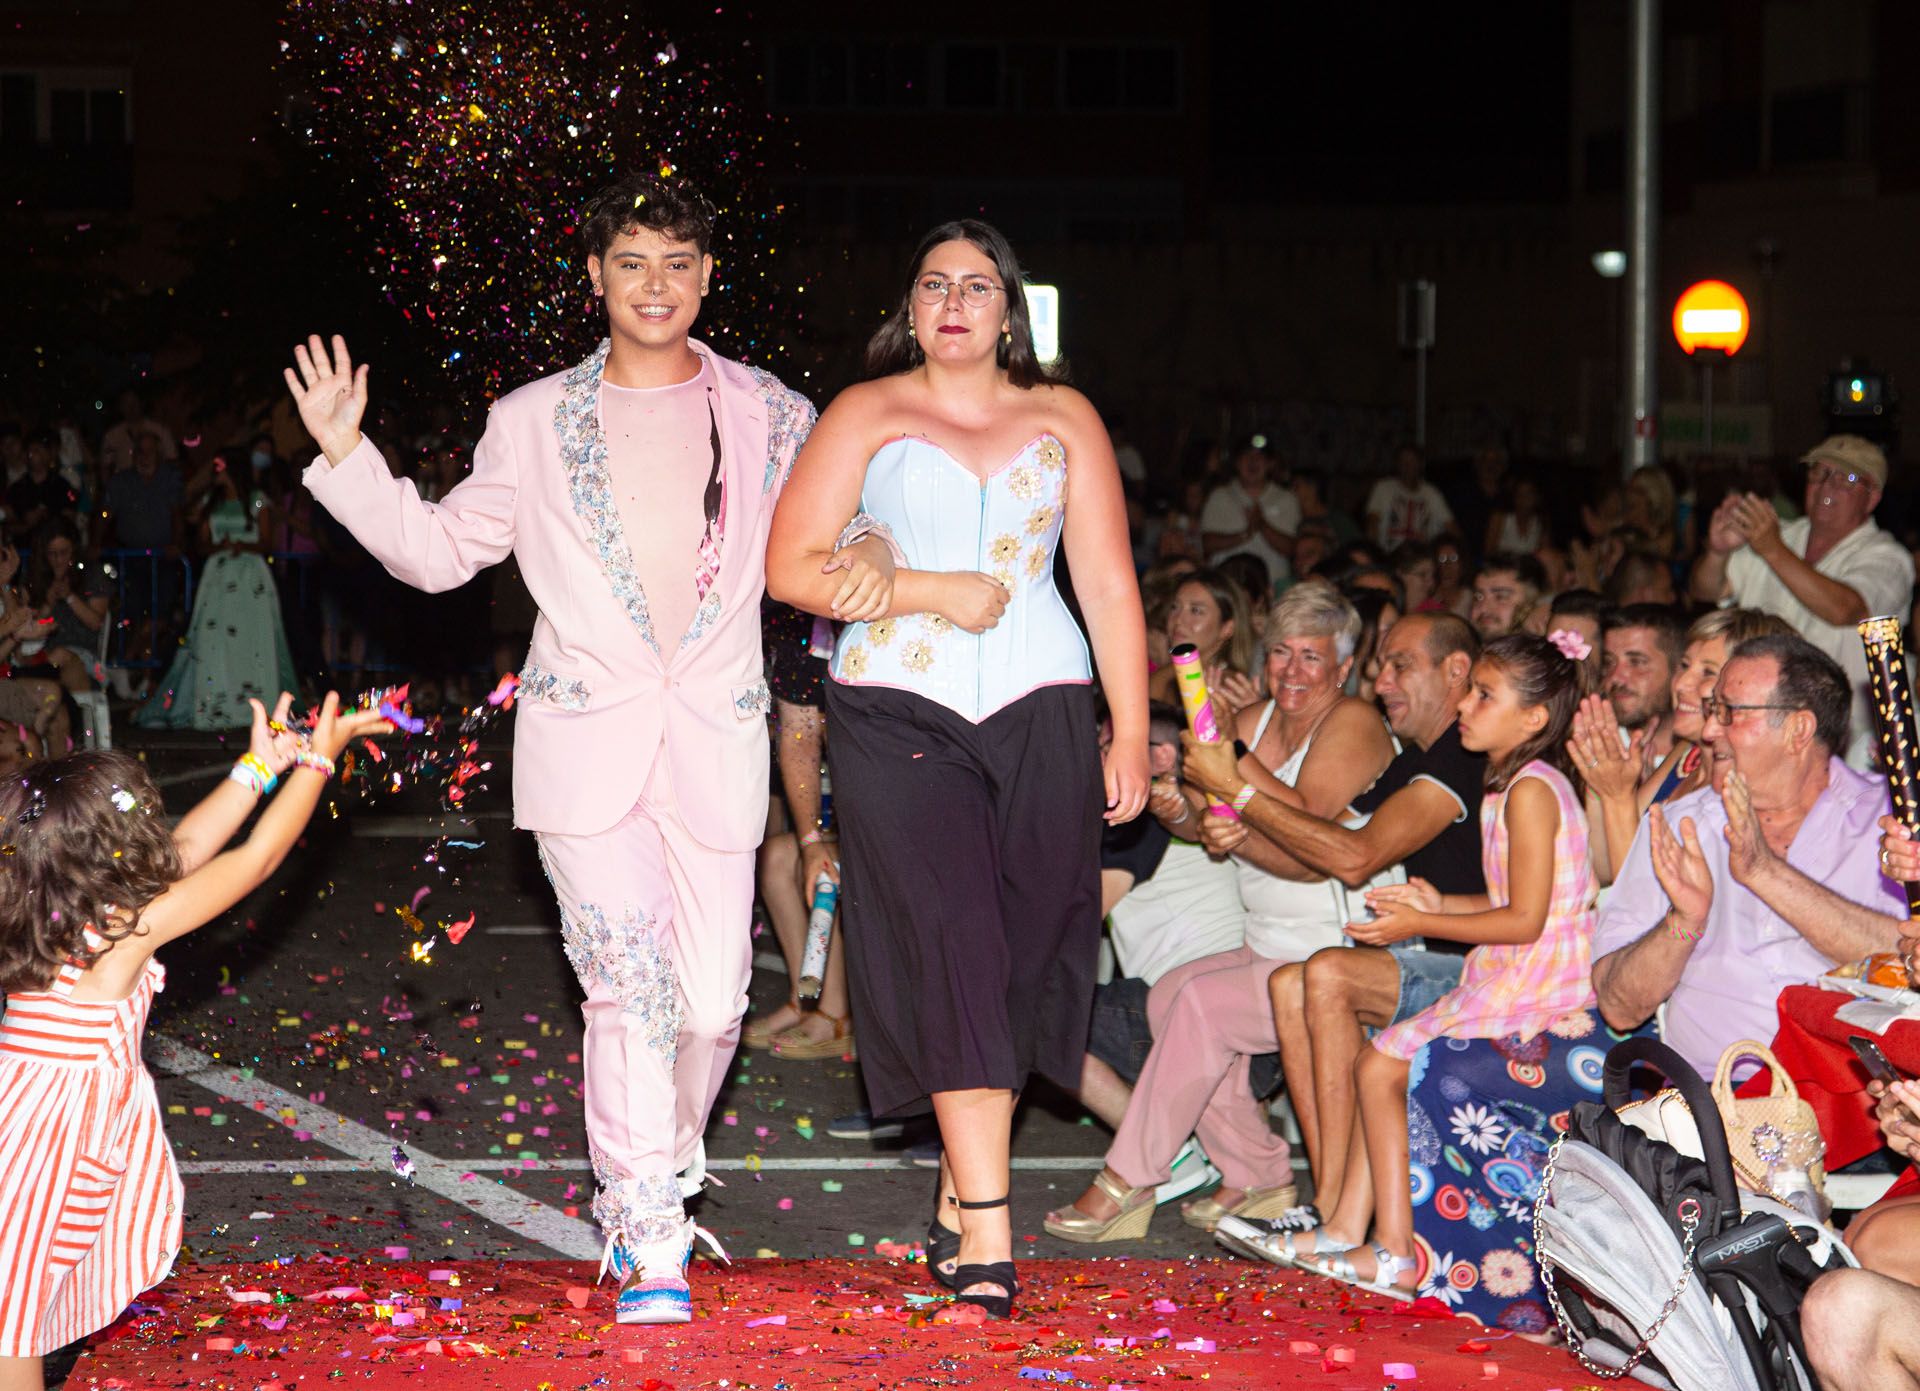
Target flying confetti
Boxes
[279,0,812,398]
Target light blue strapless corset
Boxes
[830,433,1092,722]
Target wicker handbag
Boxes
[1710,1039,1828,1213]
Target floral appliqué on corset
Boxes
[839,644,870,680]
[1035,435,1066,471]
[865,618,897,648]
[1005,463,1042,501]
[899,640,935,674]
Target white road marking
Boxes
[177,1155,1116,1174]
[148,1036,602,1259]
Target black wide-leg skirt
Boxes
[823,680,1104,1119]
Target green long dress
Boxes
[137,495,299,730]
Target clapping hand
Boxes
[1567,693,1643,801]
[1706,494,1747,556]
[1648,803,1714,934]
[284,334,370,465]
[1720,770,1776,887]
[1209,663,1260,724]
[1728,493,1783,559]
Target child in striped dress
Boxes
[0,692,389,1387]
[1287,631,1596,1298]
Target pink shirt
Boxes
[600,359,714,653]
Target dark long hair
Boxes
[862,219,1062,388]
[1478,633,1586,792]
[0,751,180,992]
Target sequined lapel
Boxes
[552,338,663,657]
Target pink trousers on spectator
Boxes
[534,754,754,1249]
[1106,945,1292,1191]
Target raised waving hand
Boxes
[284,333,369,464]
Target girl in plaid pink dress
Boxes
[1289,631,1595,1297]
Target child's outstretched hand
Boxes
[247,692,303,777]
[306,691,395,762]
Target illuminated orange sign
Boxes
[1672,280,1750,356]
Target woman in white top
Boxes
[1045,583,1393,1242]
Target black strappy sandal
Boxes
[925,1214,962,1290]
[949,1194,1018,1319]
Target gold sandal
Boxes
[769,1009,856,1061]
[1180,1182,1299,1233]
[741,997,799,1051]
[1042,1170,1157,1243]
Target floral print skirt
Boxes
[1402,1008,1649,1330]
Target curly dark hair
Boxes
[0,751,180,992]
[863,219,1063,389]
[579,172,716,261]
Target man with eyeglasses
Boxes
[1690,434,1913,767]
[1590,634,1904,1080]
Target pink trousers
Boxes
[1106,945,1292,1192]
[534,754,754,1248]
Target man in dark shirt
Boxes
[1182,611,1487,1256]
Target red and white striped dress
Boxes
[0,936,182,1357]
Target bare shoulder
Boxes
[1319,697,1394,751]
[1027,382,1105,447]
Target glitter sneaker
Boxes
[615,1218,728,1326]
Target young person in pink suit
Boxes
[282,175,894,1327]
[767,220,1150,1320]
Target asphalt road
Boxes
[108,716,1251,1276]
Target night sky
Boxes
[1211,4,1573,204]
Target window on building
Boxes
[853,41,927,110]
[944,44,1001,109]
[0,73,34,146]
[1063,46,1120,110]
[1771,84,1850,166]
[1122,45,1178,111]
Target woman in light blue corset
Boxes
[768,220,1148,1319]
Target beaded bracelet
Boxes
[798,827,837,848]
[228,752,278,796]
[292,748,337,778]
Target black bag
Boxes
[1535,1037,1851,1391]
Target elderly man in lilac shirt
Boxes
[1593,634,1903,1078]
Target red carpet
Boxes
[71,1256,1594,1388]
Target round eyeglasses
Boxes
[914,276,1004,308]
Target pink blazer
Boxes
[304,338,815,848]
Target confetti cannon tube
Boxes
[1169,642,1237,820]
[1858,615,1920,921]
[797,871,838,1002]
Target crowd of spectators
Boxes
[752,420,1920,1355]
[12,379,1920,1361]
[0,390,534,742]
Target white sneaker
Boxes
[1153,1137,1223,1206]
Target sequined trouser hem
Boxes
[534,753,756,1244]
